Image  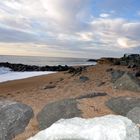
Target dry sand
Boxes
[0,64,139,140]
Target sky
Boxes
[0,0,140,58]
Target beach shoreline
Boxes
[0,62,139,140]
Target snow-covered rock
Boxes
[28,115,139,140]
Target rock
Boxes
[0,100,34,140]
[113,73,140,92]
[97,57,120,65]
[79,76,89,82]
[0,62,71,72]
[87,59,97,62]
[126,107,140,124]
[96,81,106,87]
[120,54,140,68]
[111,70,125,82]
[135,71,140,77]
[28,115,139,140]
[76,92,107,100]
[37,99,82,130]
[97,54,140,68]
[106,68,113,72]
[43,85,56,89]
[67,66,87,76]
[106,97,140,116]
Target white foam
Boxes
[28,115,139,140]
[0,67,55,83]
[0,67,11,74]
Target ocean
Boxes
[0,55,95,83]
[0,55,95,66]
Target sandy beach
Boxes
[0,63,139,140]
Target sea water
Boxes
[0,55,95,83]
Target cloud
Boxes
[0,0,139,58]
[99,13,110,18]
[117,37,140,48]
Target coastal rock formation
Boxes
[106,97,140,116]
[28,115,139,140]
[126,107,140,124]
[0,100,34,140]
[0,62,70,72]
[97,53,140,68]
[113,73,140,92]
[97,57,120,65]
[37,99,82,130]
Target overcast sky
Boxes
[0,0,140,58]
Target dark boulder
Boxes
[37,99,82,130]
[87,59,97,62]
[135,71,140,77]
[0,100,34,140]
[106,97,140,116]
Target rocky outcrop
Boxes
[87,59,97,62]
[28,115,139,140]
[97,54,140,68]
[106,97,140,116]
[0,100,34,140]
[113,73,140,92]
[37,99,82,130]
[97,57,120,65]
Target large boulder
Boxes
[106,97,140,116]
[0,100,34,140]
[28,115,139,140]
[37,99,82,130]
[113,73,140,92]
[127,107,140,124]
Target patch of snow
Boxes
[28,115,139,140]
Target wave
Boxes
[0,67,11,75]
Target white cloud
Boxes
[0,0,139,58]
[99,13,110,18]
[117,37,140,48]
